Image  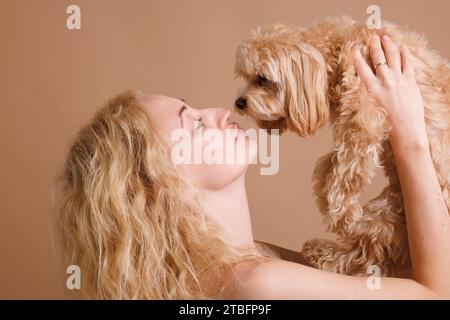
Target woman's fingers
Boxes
[381,35,402,73]
[351,43,377,90]
[400,45,415,79]
[369,34,390,78]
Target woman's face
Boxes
[139,94,257,190]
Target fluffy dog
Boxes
[234,16,450,276]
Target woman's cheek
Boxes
[247,136,258,164]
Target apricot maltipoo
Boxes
[234,16,450,276]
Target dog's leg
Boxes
[302,236,397,276]
[302,189,408,276]
[336,141,410,276]
[303,141,411,276]
[303,88,403,274]
[313,102,388,235]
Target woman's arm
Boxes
[353,34,450,295]
[232,34,450,299]
[394,136,450,294]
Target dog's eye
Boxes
[255,75,269,86]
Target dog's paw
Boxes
[302,238,362,275]
[302,238,336,268]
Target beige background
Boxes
[0,0,448,299]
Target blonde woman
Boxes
[51,35,450,299]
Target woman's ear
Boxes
[283,42,329,136]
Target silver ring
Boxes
[375,61,387,68]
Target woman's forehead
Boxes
[139,94,178,108]
[139,94,182,116]
[139,94,184,136]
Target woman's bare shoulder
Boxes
[218,242,315,299]
[223,256,312,299]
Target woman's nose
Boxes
[202,108,231,129]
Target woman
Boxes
[51,34,450,299]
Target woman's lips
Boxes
[228,121,242,130]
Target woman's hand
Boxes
[351,34,428,149]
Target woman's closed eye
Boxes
[194,118,203,130]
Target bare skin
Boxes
[140,34,450,299]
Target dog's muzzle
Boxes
[235,97,247,110]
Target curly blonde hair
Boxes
[50,90,259,299]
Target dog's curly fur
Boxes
[234,16,450,276]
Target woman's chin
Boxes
[246,136,258,164]
[234,136,256,165]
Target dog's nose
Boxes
[235,97,247,110]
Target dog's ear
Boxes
[257,118,287,134]
[284,42,329,136]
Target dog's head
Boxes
[234,24,329,136]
